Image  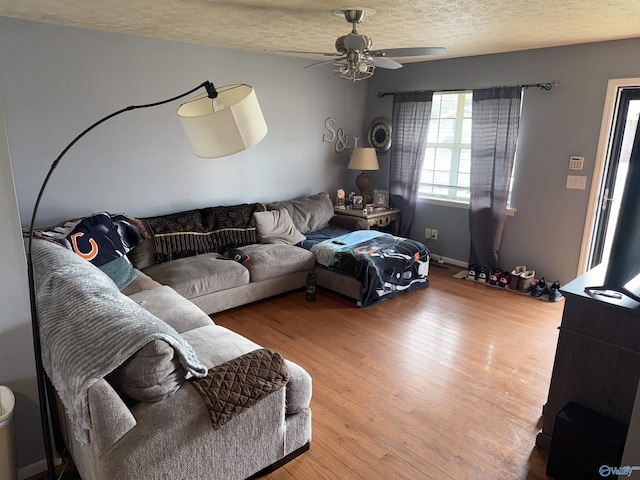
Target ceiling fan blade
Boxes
[371,47,447,57]
[305,57,344,69]
[266,49,341,57]
[373,57,403,70]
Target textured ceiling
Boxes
[1,1,640,63]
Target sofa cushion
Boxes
[107,339,187,403]
[267,192,334,234]
[253,208,306,245]
[121,269,162,296]
[143,253,249,299]
[127,237,157,270]
[128,285,213,334]
[241,244,316,283]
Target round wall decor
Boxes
[367,116,392,153]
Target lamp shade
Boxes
[348,147,379,171]
[177,84,268,158]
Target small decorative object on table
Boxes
[373,189,389,209]
[352,195,364,210]
[336,189,346,209]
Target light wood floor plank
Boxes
[215,265,564,479]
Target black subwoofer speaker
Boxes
[547,402,628,479]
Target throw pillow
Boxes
[266,192,334,234]
[107,339,187,403]
[36,212,145,290]
[253,208,306,245]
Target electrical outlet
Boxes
[431,229,438,240]
[424,228,432,240]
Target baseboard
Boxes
[430,255,467,268]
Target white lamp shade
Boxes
[348,147,379,171]
[177,84,268,158]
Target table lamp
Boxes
[348,147,379,203]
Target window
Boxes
[419,92,472,202]
[418,91,519,208]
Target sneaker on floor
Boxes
[489,268,503,286]
[518,270,536,293]
[509,265,526,290]
[499,271,511,288]
[467,264,478,281]
[548,281,563,302]
[477,266,489,283]
[530,277,548,298]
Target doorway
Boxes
[579,79,640,275]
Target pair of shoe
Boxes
[530,278,563,302]
[467,264,489,283]
[489,268,503,286]
[509,265,536,293]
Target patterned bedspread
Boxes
[310,230,430,307]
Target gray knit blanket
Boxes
[31,239,207,444]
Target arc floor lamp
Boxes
[26,80,268,479]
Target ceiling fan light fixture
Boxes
[333,59,374,81]
[301,8,445,81]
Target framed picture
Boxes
[352,195,364,209]
[373,189,389,208]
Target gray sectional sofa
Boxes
[29,191,367,480]
[128,192,368,313]
[30,191,427,479]
[31,237,313,480]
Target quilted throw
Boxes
[141,203,266,262]
[190,348,289,430]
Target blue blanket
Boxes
[309,229,430,307]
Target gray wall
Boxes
[0,17,367,473]
[365,38,640,285]
[0,95,43,472]
[3,13,640,474]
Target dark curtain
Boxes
[468,87,522,270]
[390,91,434,237]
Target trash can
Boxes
[0,386,17,480]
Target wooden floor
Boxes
[215,264,566,480]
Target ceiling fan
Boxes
[292,8,446,81]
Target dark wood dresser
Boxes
[536,265,640,451]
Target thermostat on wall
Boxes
[569,156,584,171]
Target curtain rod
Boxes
[375,79,560,98]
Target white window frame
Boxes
[417,91,517,216]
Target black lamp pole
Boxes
[26,81,219,479]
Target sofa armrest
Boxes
[284,360,312,415]
[328,215,369,231]
[88,379,137,452]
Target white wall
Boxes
[0,16,368,472]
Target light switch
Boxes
[566,175,587,190]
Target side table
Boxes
[333,207,401,236]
